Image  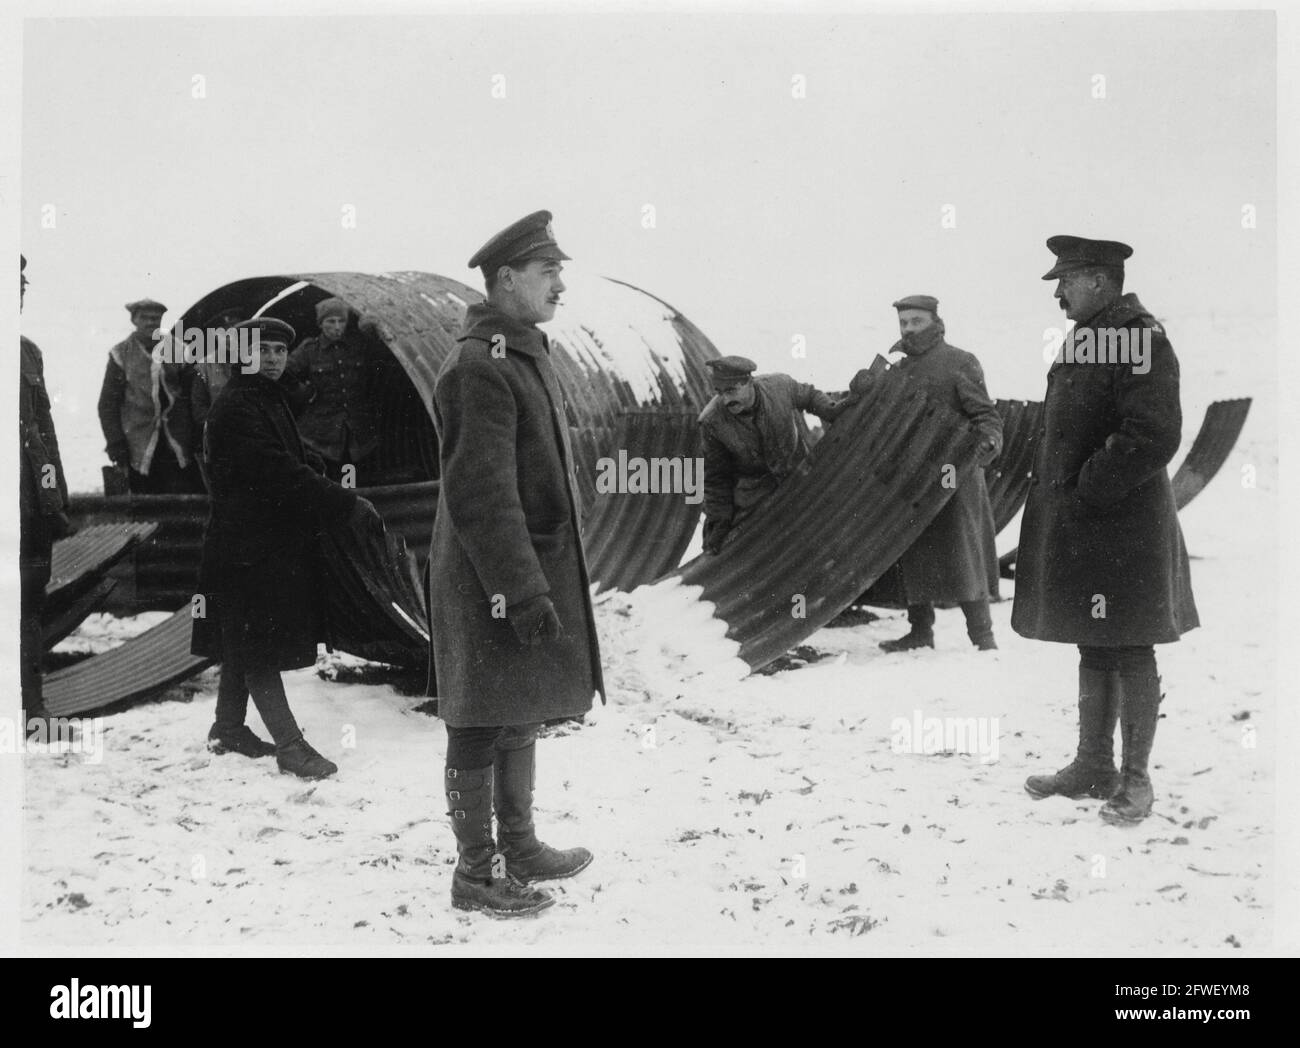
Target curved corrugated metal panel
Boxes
[986,399,1044,534]
[670,367,984,669]
[1171,397,1252,508]
[999,397,1253,578]
[66,494,206,610]
[45,521,158,615]
[854,396,1045,609]
[89,270,721,611]
[44,608,211,718]
[318,519,428,667]
[43,578,118,649]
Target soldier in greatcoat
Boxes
[19,255,74,735]
[851,296,1003,651]
[1014,236,1198,825]
[426,210,603,917]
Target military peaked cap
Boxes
[468,210,571,274]
[1041,235,1133,280]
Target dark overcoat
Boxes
[425,302,604,728]
[191,371,357,669]
[855,336,1003,603]
[20,336,69,566]
[1011,293,1199,645]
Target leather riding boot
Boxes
[879,604,935,652]
[446,764,554,917]
[961,599,997,650]
[1101,671,1162,825]
[1025,666,1121,799]
[494,740,593,882]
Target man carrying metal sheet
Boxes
[698,356,839,554]
[426,210,603,918]
[857,296,1003,652]
[1015,236,1198,825]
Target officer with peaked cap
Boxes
[1014,236,1198,825]
[97,295,204,494]
[426,210,601,918]
[192,315,384,779]
[698,354,839,554]
[19,255,74,737]
[858,294,1003,653]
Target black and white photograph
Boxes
[3,0,1296,975]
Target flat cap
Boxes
[1041,235,1133,280]
[468,210,571,273]
[315,297,350,322]
[125,297,168,315]
[234,316,296,346]
[892,294,940,314]
[704,355,757,382]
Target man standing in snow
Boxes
[857,296,1003,652]
[1014,236,1198,825]
[426,210,603,918]
[20,255,74,736]
[698,355,839,554]
[97,297,204,494]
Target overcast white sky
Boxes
[16,7,1275,444]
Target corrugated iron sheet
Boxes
[318,518,428,666]
[853,395,1041,609]
[43,578,118,649]
[44,608,211,718]
[1172,397,1252,508]
[582,409,704,592]
[672,367,984,670]
[45,521,158,617]
[986,399,1044,534]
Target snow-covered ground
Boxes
[20,423,1278,953]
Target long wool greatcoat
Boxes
[1011,293,1199,645]
[425,302,605,728]
[854,335,1003,604]
[191,371,357,670]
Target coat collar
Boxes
[229,370,289,397]
[1076,292,1150,331]
[458,301,549,360]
